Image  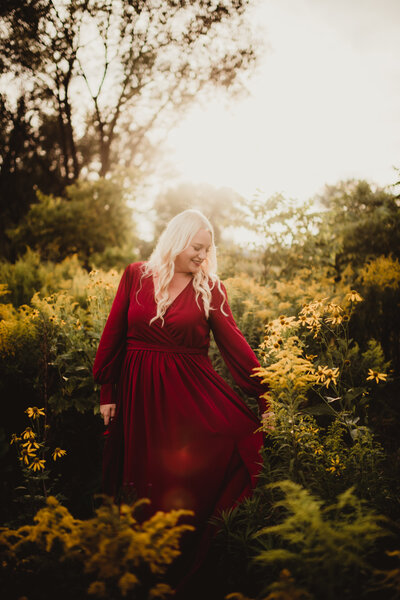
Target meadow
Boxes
[1,178,400,599]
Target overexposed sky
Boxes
[165,0,400,202]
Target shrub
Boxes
[0,496,194,600]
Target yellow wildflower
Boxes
[52,448,67,460]
[19,447,37,465]
[298,314,309,325]
[346,290,363,304]
[326,314,343,326]
[28,457,46,471]
[327,455,345,474]
[366,369,387,384]
[21,427,36,440]
[22,440,40,451]
[314,447,323,455]
[10,433,21,445]
[315,366,339,387]
[25,406,45,419]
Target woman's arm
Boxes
[208,281,269,413]
[93,263,136,406]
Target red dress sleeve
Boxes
[93,263,136,405]
[208,281,269,412]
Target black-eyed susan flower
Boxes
[10,433,21,445]
[25,407,45,419]
[327,455,345,474]
[366,369,387,384]
[346,290,363,304]
[326,314,343,326]
[52,448,67,460]
[28,457,46,471]
[19,447,37,465]
[21,427,36,440]
[22,440,40,451]
[315,366,339,387]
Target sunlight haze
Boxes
[166,0,400,202]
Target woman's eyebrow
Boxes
[193,243,211,249]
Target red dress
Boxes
[93,261,266,524]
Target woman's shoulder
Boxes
[124,261,147,275]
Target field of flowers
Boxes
[1,0,399,594]
[1,235,400,599]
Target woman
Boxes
[93,209,268,593]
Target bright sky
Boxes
[165,0,400,203]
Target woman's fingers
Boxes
[100,403,116,426]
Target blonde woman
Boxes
[93,209,268,594]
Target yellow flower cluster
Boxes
[298,297,352,337]
[360,255,400,291]
[0,303,37,358]
[10,407,67,471]
[254,340,317,406]
[315,366,340,388]
[0,496,194,598]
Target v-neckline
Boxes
[151,275,193,310]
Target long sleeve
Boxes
[93,263,135,405]
[208,281,269,412]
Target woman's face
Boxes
[174,228,212,274]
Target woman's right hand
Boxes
[100,403,116,426]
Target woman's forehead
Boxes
[191,228,212,245]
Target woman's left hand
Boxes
[100,403,116,426]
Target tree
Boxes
[0,0,259,184]
[152,182,245,243]
[241,180,400,283]
[6,178,137,267]
[317,180,400,274]
[0,95,71,257]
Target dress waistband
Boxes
[126,340,208,356]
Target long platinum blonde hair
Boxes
[139,209,227,325]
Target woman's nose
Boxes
[198,249,207,259]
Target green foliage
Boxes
[0,249,90,307]
[255,481,389,600]
[260,409,389,506]
[6,178,137,266]
[351,254,400,371]
[241,180,400,284]
[319,180,400,273]
[0,495,194,600]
